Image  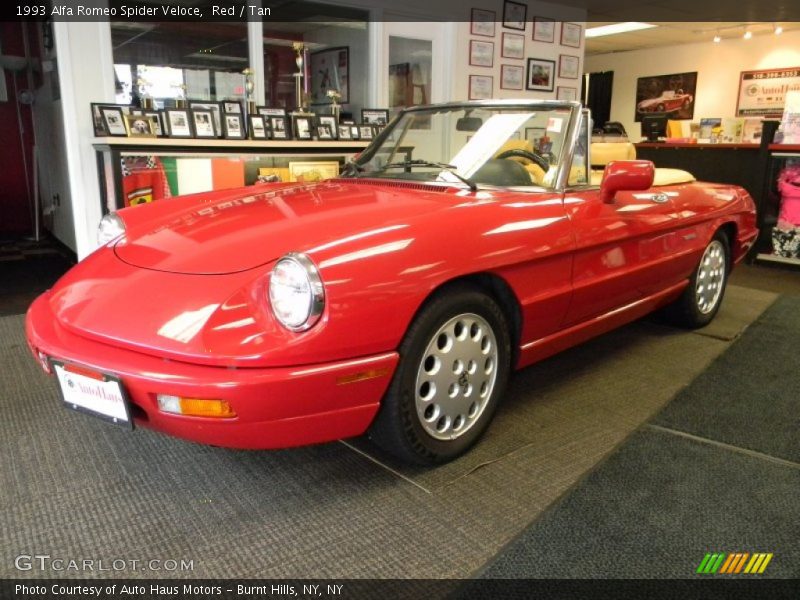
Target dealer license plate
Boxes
[52,361,133,429]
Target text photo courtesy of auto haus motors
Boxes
[1,0,800,596]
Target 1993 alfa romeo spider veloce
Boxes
[26,100,758,465]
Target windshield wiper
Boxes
[341,159,365,177]
[380,160,478,192]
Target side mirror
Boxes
[600,160,655,203]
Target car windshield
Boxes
[345,103,577,191]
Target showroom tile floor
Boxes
[0,283,779,579]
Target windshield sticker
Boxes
[547,117,563,133]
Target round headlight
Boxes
[97,213,126,245]
[269,253,324,331]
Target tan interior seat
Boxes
[589,141,695,187]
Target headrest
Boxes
[590,142,636,167]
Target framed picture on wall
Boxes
[635,71,697,122]
[559,54,580,79]
[500,64,524,90]
[561,22,582,48]
[470,8,496,37]
[532,17,555,43]
[468,75,493,100]
[526,58,555,92]
[310,46,349,105]
[557,86,578,101]
[502,0,526,31]
[501,33,524,60]
[469,40,494,68]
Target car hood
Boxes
[114,180,453,275]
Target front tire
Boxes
[369,286,511,465]
[665,232,730,328]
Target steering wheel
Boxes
[495,148,550,172]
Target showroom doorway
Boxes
[375,20,449,112]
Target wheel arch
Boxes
[410,272,523,367]
[716,221,738,270]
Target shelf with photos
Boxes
[90,102,391,142]
[91,104,392,211]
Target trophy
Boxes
[243,67,256,115]
[327,89,342,123]
[292,42,309,113]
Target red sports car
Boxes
[637,90,694,114]
[26,100,757,465]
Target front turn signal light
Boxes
[157,395,237,418]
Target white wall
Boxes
[53,22,115,259]
[585,30,800,139]
[453,0,586,101]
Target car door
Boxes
[562,184,679,327]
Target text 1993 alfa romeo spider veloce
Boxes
[26,101,757,464]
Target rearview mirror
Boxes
[600,160,655,203]
[456,117,483,132]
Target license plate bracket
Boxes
[52,360,134,430]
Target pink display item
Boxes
[777,165,800,226]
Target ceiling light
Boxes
[713,34,721,43]
[743,30,752,40]
[585,22,657,38]
[774,24,783,35]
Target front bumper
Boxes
[26,293,398,449]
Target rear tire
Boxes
[664,232,729,328]
[368,286,511,465]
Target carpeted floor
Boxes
[0,237,75,317]
[0,282,779,580]
[478,296,800,579]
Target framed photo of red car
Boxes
[500,65,524,91]
[560,22,582,48]
[469,40,494,68]
[470,8,496,37]
[526,58,555,92]
[501,33,524,60]
[469,75,493,100]
[559,54,580,79]
[736,67,800,117]
[532,17,555,43]
[635,71,697,122]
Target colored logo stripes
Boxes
[696,552,773,574]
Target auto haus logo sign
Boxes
[696,551,773,575]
